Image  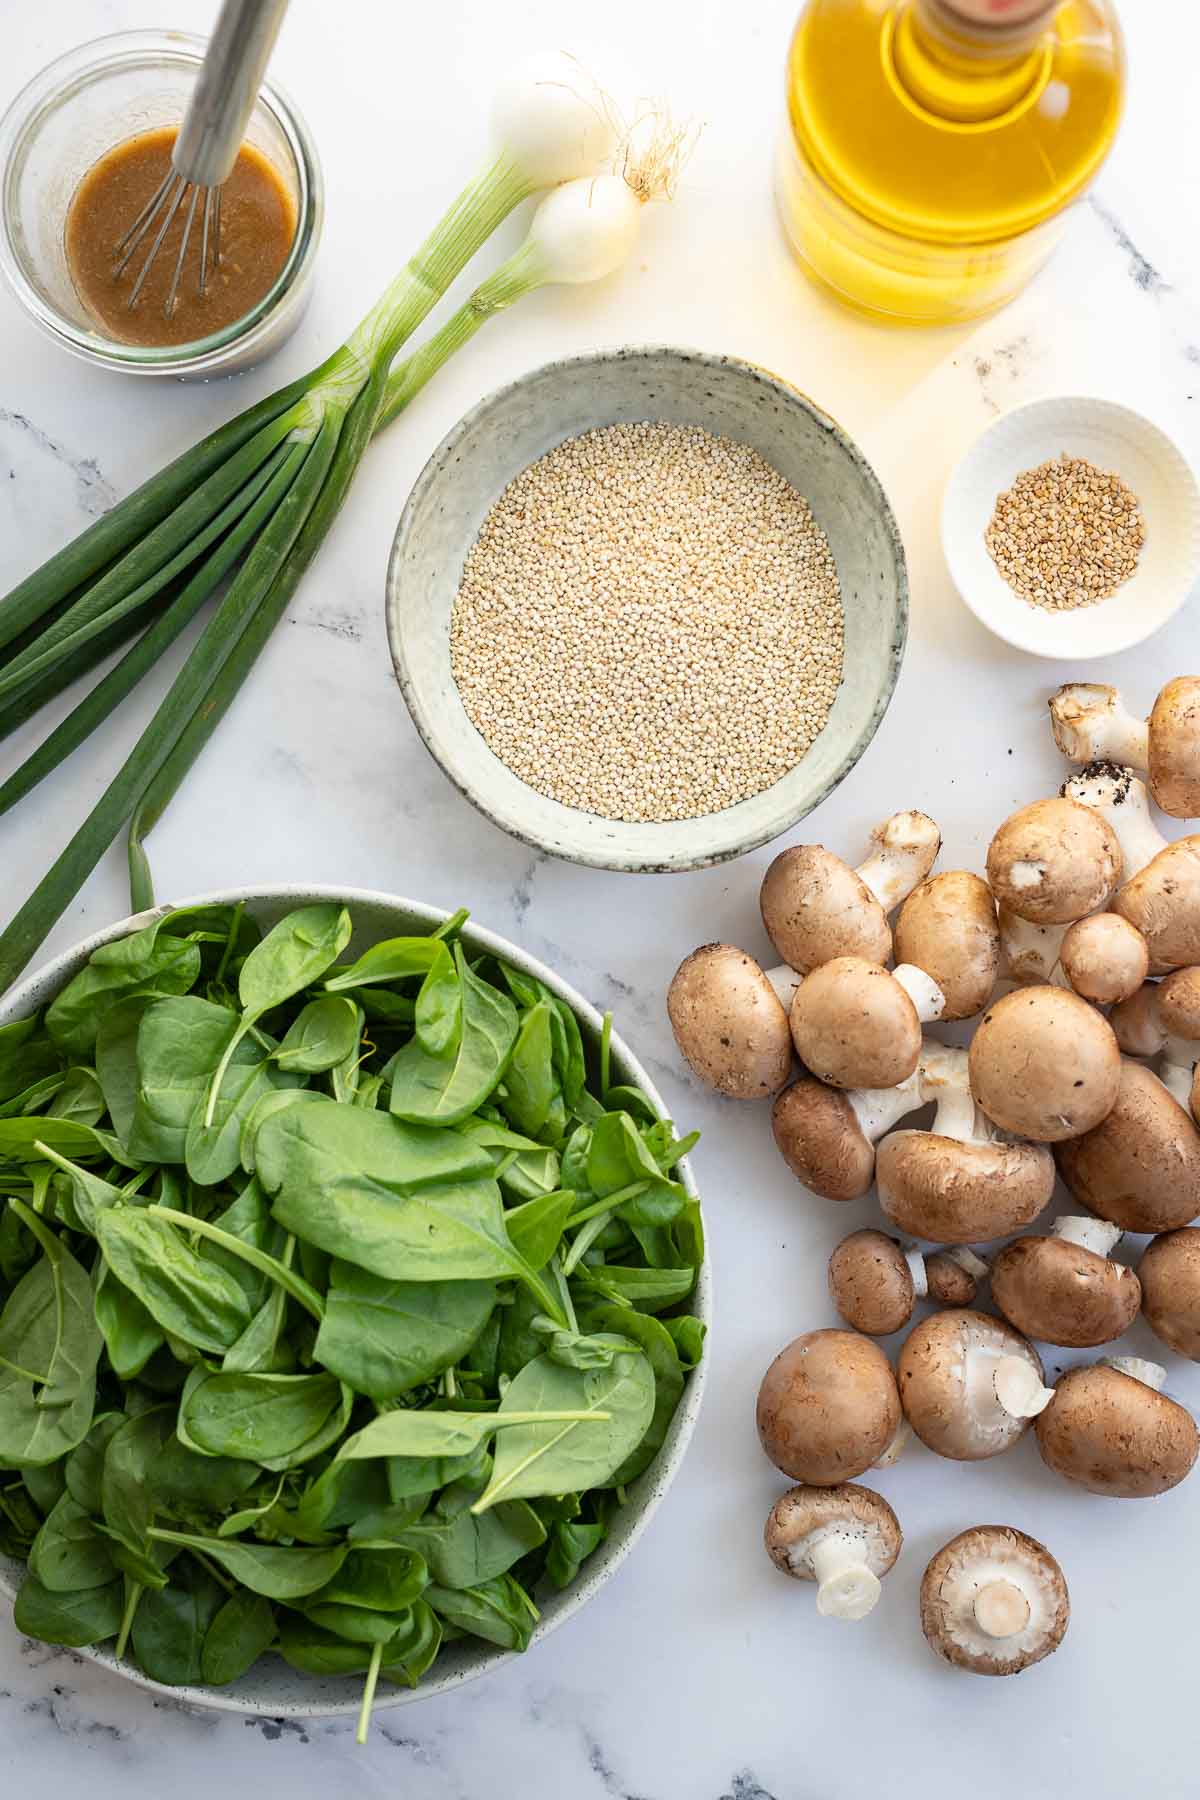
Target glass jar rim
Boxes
[0,29,323,374]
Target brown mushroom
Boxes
[1050,677,1200,819]
[920,1527,1070,1677]
[1111,967,1200,1111]
[990,1217,1140,1348]
[1063,764,1200,972]
[827,1229,986,1335]
[968,987,1120,1142]
[877,1045,1055,1242]
[1139,1228,1200,1359]
[667,944,792,1099]
[787,956,944,1090]
[997,906,1067,987]
[771,1068,922,1201]
[764,1482,902,1621]
[756,1329,902,1485]
[760,811,941,977]
[1034,1357,1200,1498]
[893,871,1000,1021]
[986,796,1121,925]
[1055,1058,1200,1232]
[897,1309,1046,1461]
[1057,913,1149,1006]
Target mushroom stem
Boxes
[973,1580,1032,1640]
[846,1067,923,1142]
[1050,684,1149,772]
[1050,1215,1123,1256]
[892,963,947,1023]
[1101,1354,1167,1391]
[943,1245,990,1281]
[874,1417,911,1469]
[918,1044,988,1143]
[808,1532,884,1621]
[993,1355,1055,1418]
[997,909,1068,987]
[854,811,942,912]
[903,1244,930,1299]
[1062,765,1168,878]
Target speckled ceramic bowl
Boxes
[386,347,907,871]
[0,884,708,1718]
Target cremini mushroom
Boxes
[827,1229,986,1336]
[788,956,945,1090]
[1056,912,1149,1005]
[877,1045,1055,1242]
[1063,763,1200,972]
[968,986,1120,1142]
[990,1217,1140,1348]
[920,1527,1070,1677]
[1138,1228,1200,1360]
[897,1308,1046,1461]
[667,943,793,1099]
[1050,677,1200,819]
[1034,1357,1200,1498]
[760,810,941,977]
[771,1066,922,1201]
[986,796,1121,925]
[996,905,1067,987]
[1110,968,1200,1111]
[893,871,1000,1021]
[1055,1058,1200,1232]
[756,1328,902,1485]
[763,1482,902,1621]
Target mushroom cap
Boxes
[1055,1059,1200,1232]
[772,1078,875,1201]
[764,1481,902,1582]
[898,1309,1044,1461]
[1156,965,1200,1041]
[876,1131,1055,1243]
[893,871,1000,1021]
[1148,676,1200,819]
[1114,835,1200,973]
[920,1526,1070,1677]
[756,1328,902,1485]
[986,797,1122,925]
[990,1235,1141,1349]
[667,944,792,1100]
[1058,913,1150,1006]
[788,957,921,1090]
[968,987,1120,1141]
[925,1251,982,1307]
[1035,1363,1200,1498]
[760,846,890,976]
[1139,1228,1200,1359]
[828,1230,915,1336]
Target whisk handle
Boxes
[172,0,291,188]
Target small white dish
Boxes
[942,396,1200,660]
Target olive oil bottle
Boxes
[778,0,1125,324]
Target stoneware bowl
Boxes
[0,884,709,1719]
[943,395,1200,659]
[386,346,908,871]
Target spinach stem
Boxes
[560,1211,613,1278]
[147,1204,325,1321]
[115,1580,142,1661]
[0,1350,52,1385]
[565,1181,648,1229]
[552,1255,577,1336]
[356,1642,384,1747]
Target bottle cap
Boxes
[942,0,1056,22]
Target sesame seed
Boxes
[984,452,1145,613]
[448,421,844,824]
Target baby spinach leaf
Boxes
[471,1348,655,1513]
[21,1459,67,1518]
[577,1305,684,1485]
[128,996,252,1163]
[503,1189,576,1271]
[0,1118,109,1165]
[425,1574,537,1651]
[274,996,361,1074]
[148,1528,347,1599]
[338,1402,604,1465]
[29,1493,117,1591]
[574,1263,696,1313]
[178,1368,342,1464]
[314,1266,496,1400]
[36,1145,123,1237]
[96,1208,252,1354]
[131,1558,226,1683]
[239,1087,327,1176]
[391,1497,545,1588]
[459,1119,561,1200]
[277,1600,441,1684]
[323,936,446,994]
[201,1588,276,1684]
[390,947,517,1127]
[664,1315,707,1370]
[0,1214,101,1465]
[238,904,353,1020]
[101,1406,174,1584]
[0,1072,65,1120]
[304,1547,428,1614]
[185,1052,277,1186]
[94,1266,163,1380]
[0,1015,62,1107]
[46,1067,106,1127]
[498,1002,559,1140]
[64,1411,125,1513]
[13,1572,124,1646]
[45,919,202,1060]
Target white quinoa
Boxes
[449,421,844,824]
[984,452,1145,612]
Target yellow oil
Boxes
[778,0,1125,324]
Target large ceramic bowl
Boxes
[0,885,708,1718]
[386,346,907,872]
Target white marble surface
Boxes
[2,1,1199,1794]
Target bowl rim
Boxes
[0,882,710,1718]
[941,392,1200,661]
[385,343,908,873]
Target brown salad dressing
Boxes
[65,125,296,349]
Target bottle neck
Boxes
[895,0,1058,121]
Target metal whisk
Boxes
[113,0,290,316]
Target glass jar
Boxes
[0,30,323,378]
